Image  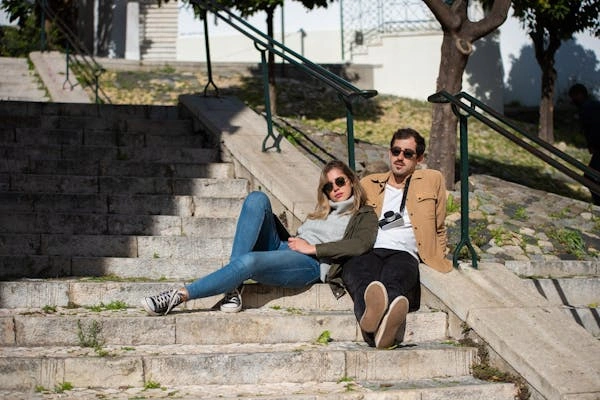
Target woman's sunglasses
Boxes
[322,177,347,193]
[390,147,417,159]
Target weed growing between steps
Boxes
[458,324,531,400]
[85,300,127,312]
[34,381,73,395]
[337,376,359,392]
[77,319,106,356]
[316,330,332,345]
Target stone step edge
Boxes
[1,307,447,346]
[505,260,600,278]
[0,376,517,400]
[0,342,479,389]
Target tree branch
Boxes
[468,0,511,40]
[422,0,462,31]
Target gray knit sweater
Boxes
[296,196,354,281]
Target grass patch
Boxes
[459,338,530,400]
[86,300,127,312]
[77,319,106,356]
[42,305,57,313]
[316,330,332,345]
[547,228,587,259]
[54,381,73,393]
[144,380,163,390]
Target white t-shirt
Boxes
[373,184,419,261]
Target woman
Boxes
[142,160,378,316]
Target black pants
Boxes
[342,248,420,345]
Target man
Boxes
[342,128,452,349]
[568,83,600,206]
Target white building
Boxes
[1,0,599,107]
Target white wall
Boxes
[175,1,600,107]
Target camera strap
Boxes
[398,175,411,214]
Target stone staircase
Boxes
[0,57,49,102]
[506,260,600,338]
[0,100,517,398]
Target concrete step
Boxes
[0,158,234,178]
[505,260,600,278]
[0,306,447,346]
[0,341,480,390]
[0,376,517,400]
[35,115,193,133]
[506,260,600,337]
[0,233,233,258]
[0,212,238,236]
[525,277,600,307]
[0,255,230,280]
[0,80,44,90]
[0,58,48,103]
[0,281,353,310]
[0,93,49,102]
[2,174,247,195]
[1,144,218,164]
[0,100,181,120]
[0,193,243,216]
[1,127,209,147]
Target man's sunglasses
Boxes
[322,177,347,193]
[390,147,417,159]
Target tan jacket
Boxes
[361,169,453,273]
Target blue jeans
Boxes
[185,191,320,300]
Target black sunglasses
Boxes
[390,147,417,159]
[322,176,347,193]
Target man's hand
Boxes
[288,237,317,255]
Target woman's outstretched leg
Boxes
[230,191,283,258]
[142,249,320,315]
[222,191,286,312]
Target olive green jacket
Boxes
[315,204,378,298]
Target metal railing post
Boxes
[202,10,219,97]
[194,0,377,163]
[452,109,478,268]
[340,95,356,171]
[257,44,281,152]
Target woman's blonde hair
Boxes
[307,160,367,220]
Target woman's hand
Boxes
[288,237,316,255]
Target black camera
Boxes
[378,210,404,230]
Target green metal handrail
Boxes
[38,0,110,104]
[428,90,600,269]
[191,0,378,170]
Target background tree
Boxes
[423,0,511,189]
[510,0,600,143]
[1,0,75,55]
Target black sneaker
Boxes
[220,287,243,313]
[142,288,186,316]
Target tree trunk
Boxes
[266,7,277,116]
[429,33,469,189]
[532,32,560,144]
[538,65,556,143]
[423,0,510,190]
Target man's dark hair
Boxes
[390,128,426,156]
[569,83,589,98]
